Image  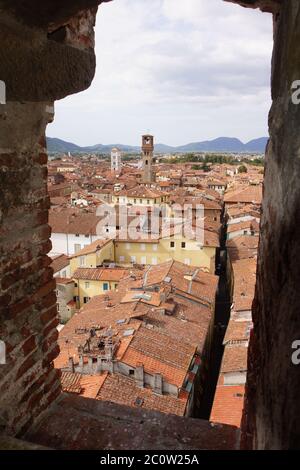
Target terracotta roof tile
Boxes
[121,326,196,387]
[70,239,112,257]
[73,267,128,282]
[210,385,245,427]
[223,318,252,345]
[224,185,262,205]
[51,254,70,273]
[221,345,248,373]
[61,371,108,399]
[97,373,187,416]
[49,209,102,235]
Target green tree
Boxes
[201,162,211,172]
[238,165,248,173]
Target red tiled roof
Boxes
[49,209,102,235]
[221,345,248,373]
[73,267,128,282]
[51,254,70,273]
[97,373,187,416]
[70,239,112,257]
[121,326,196,388]
[61,371,107,399]
[210,385,245,427]
[224,186,262,205]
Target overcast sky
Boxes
[47,0,273,147]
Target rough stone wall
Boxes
[241,0,300,450]
[0,0,299,449]
[0,102,61,435]
[0,1,109,436]
[225,0,281,14]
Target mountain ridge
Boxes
[46,136,268,154]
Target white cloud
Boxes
[48,0,273,146]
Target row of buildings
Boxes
[48,137,263,424]
[55,260,219,417]
[210,195,261,427]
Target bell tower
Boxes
[141,134,155,184]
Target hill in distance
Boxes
[46,136,268,154]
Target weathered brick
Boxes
[40,290,57,310]
[35,197,51,212]
[44,384,61,406]
[38,135,46,148]
[39,239,52,255]
[26,389,44,411]
[1,270,20,291]
[42,329,58,353]
[2,259,22,275]
[33,279,56,302]
[34,152,48,165]
[0,152,18,168]
[8,297,33,319]
[44,369,61,394]
[16,353,36,380]
[42,255,52,268]
[22,335,37,356]
[20,373,46,404]
[41,266,54,284]
[0,293,12,306]
[30,210,49,228]
[40,306,58,327]
[43,317,59,338]
[42,344,60,368]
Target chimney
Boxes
[184,270,198,282]
[153,373,163,395]
[135,363,144,388]
[68,356,75,373]
[78,355,84,371]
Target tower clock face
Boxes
[145,137,151,144]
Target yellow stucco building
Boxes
[114,230,219,273]
[70,239,115,275]
[72,267,128,308]
[112,186,169,207]
[67,226,219,312]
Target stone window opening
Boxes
[0,0,299,453]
